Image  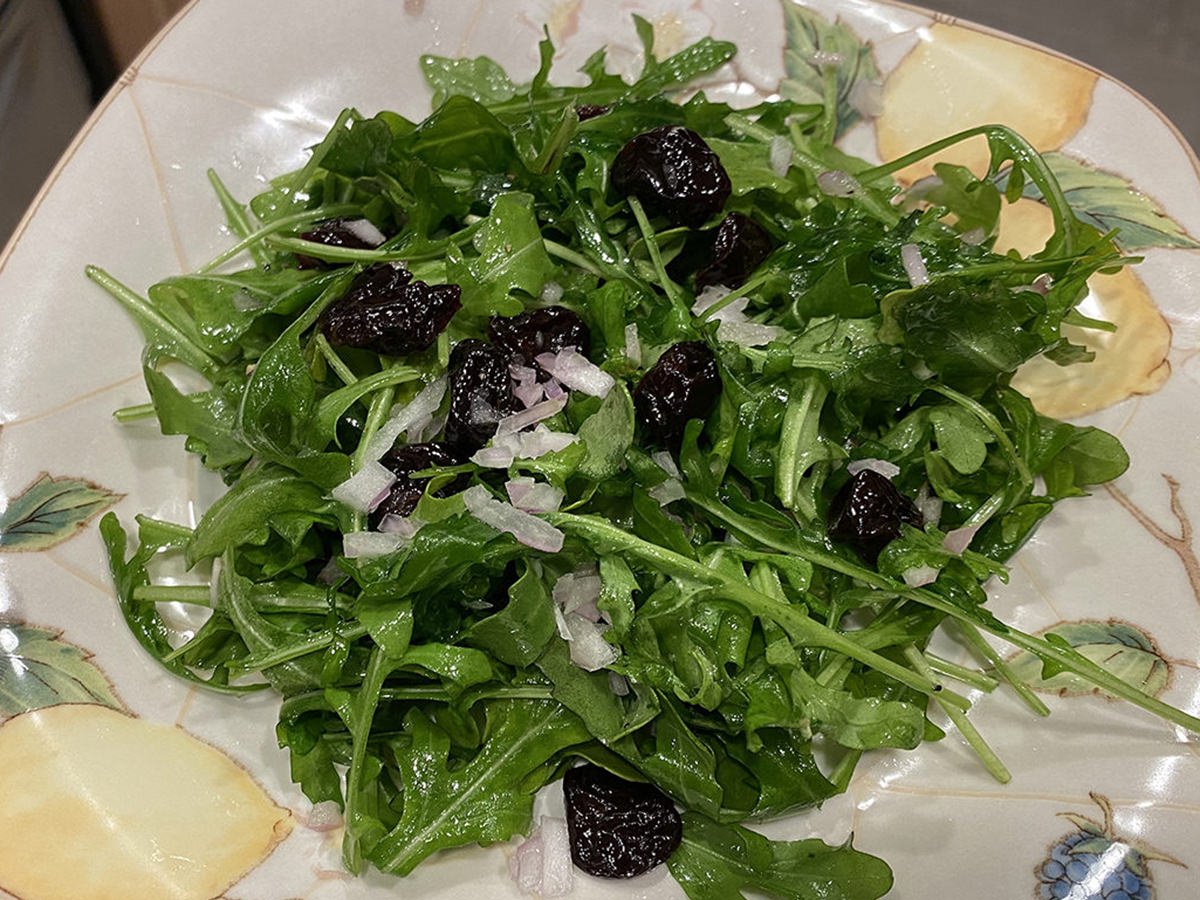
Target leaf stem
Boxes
[925,652,998,692]
[626,196,687,316]
[206,169,273,269]
[956,620,1050,717]
[113,402,156,422]
[313,333,358,384]
[132,584,211,605]
[197,204,362,273]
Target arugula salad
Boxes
[91,17,1200,900]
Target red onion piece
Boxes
[342,530,407,559]
[902,565,940,587]
[901,243,930,287]
[535,349,614,398]
[847,458,901,480]
[769,135,793,177]
[306,800,344,832]
[505,477,564,514]
[365,376,447,461]
[377,514,423,539]
[331,460,397,514]
[817,169,860,198]
[463,485,564,553]
[496,396,568,436]
[942,523,981,555]
[510,829,544,895]
[539,817,574,897]
[625,323,642,365]
[342,218,386,247]
[915,483,943,527]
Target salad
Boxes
[89,16,1200,900]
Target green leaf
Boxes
[463,562,557,667]
[460,192,557,316]
[144,368,251,471]
[780,3,880,140]
[667,813,893,900]
[709,139,796,197]
[577,383,636,479]
[1007,152,1200,251]
[419,54,517,108]
[367,700,588,874]
[0,474,123,551]
[0,624,124,715]
[1007,620,1170,699]
[929,405,992,475]
[402,95,519,173]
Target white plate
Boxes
[1,1,1198,898]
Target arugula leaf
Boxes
[420,54,517,108]
[668,813,893,900]
[367,700,588,874]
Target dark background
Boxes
[1,0,1196,249]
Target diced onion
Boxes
[942,524,981,555]
[365,376,447,461]
[330,460,396,513]
[915,483,943,527]
[377,514,423,538]
[648,478,686,506]
[716,320,785,347]
[540,280,565,304]
[769,135,793,177]
[463,485,564,553]
[510,829,544,895]
[539,817,574,897]
[1031,273,1054,295]
[495,396,567,436]
[609,671,631,696]
[817,169,860,197]
[960,226,986,246]
[554,571,604,621]
[564,614,619,671]
[902,565,940,587]
[624,323,642,365]
[342,218,386,247]
[544,378,566,400]
[506,477,564,514]
[847,458,900,480]
[306,800,344,832]
[651,450,681,479]
[901,243,930,287]
[342,530,406,559]
[535,349,614,398]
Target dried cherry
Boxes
[444,339,520,451]
[695,212,772,290]
[633,341,722,443]
[563,764,681,878]
[369,442,466,527]
[576,104,610,121]
[487,306,590,377]
[612,125,731,228]
[295,218,383,269]
[320,264,461,356]
[827,469,923,563]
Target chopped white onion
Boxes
[608,671,631,696]
[510,829,544,894]
[847,458,900,480]
[915,483,943,527]
[624,322,642,365]
[506,477,564,514]
[769,135,793,177]
[716,320,786,347]
[535,349,614,398]
[848,79,884,118]
[959,226,986,246]
[342,218,386,248]
[463,485,564,553]
[306,800,344,832]
[648,478,686,506]
[901,243,930,287]
[540,280,565,304]
[331,460,396,514]
[942,524,981,555]
[554,571,604,621]
[808,49,845,68]
[539,817,574,897]
[365,376,448,461]
[817,169,860,198]
[902,565,940,587]
[496,396,568,436]
[565,614,619,671]
[377,514,423,539]
[651,450,681,479]
[342,530,407,559]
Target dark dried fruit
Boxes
[563,764,681,878]
[370,442,465,527]
[444,339,520,451]
[634,341,722,443]
[575,104,610,121]
[827,469,923,563]
[695,212,773,290]
[487,306,590,377]
[295,218,383,269]
[612,125,731,228]
[321,264,461,356]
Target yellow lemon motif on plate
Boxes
[877,24,1097,183]
[0,704,292,900]
[997,199,1171,418]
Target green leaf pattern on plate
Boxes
[779,2,880,140]
[1007,619,1171,699]
[0,624,124,716]
[0,474,123,552]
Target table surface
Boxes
[917,0,1199,152]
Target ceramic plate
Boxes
[1,1,1198,898]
